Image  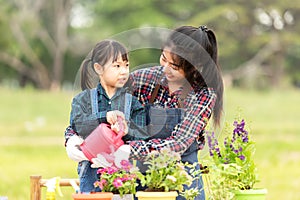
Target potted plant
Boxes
[205,118,267,200]
[136,148,200,200]
[94,160,143,200]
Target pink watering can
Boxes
[80,117,125,161]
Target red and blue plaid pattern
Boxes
[128,66,217,160]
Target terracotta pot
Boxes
[135,191,178,200]
[112,194,133,200]
[72,192,113,200]
[233,188,268,200]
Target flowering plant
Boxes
[139,148,200,199]
[205,119,259,199]
[94,160,143,196]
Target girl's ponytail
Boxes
[80,58,98,90]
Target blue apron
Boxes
[135,105,206,200]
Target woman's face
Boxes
[160,49,185,84]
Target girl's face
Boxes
[95,54,129,90]
[160,49,185,84]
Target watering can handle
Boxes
[115,117,125,140]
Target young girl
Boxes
[65,39,146,193]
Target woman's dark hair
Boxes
[80,40,128,90]
[163,25,224,126]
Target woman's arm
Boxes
[128,87,217,161]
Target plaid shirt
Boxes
[64,83,146,145]
[128,66,217,160]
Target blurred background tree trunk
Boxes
[0,0,72,90]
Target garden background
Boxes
[0,0,299,199]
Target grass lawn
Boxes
[0,87,299,199]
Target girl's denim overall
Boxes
[75,88,102,193]
[77,88,132,193]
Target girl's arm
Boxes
[64,126,78,146]
[122,95,149,141]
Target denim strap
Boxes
[90,88,98,116]
[124,93,132,122]
[90,88,131,121]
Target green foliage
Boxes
[140,148,200,200]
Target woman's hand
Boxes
[91,145,131,168]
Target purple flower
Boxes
[207,134,213,149]
[243,136,249,143]
[233,119,246,136]
[239,155,245,161]
[215,147,222,157]
[206,131,215,149]
[230,144,234,151]
[209,150,214,157]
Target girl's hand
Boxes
[65,135,88,162]
[111,117,128,136]
[106,110,125,125]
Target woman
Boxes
[65,25,224,199]
[128,25,223,200]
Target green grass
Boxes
[0,87,300,199]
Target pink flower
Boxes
[97,168,107,175]
[113,178,123,188]
[94,179,107,190]
[120,160,132,171]
[121,174,130,181]
[120,159,130,167]
[107,166,118,175]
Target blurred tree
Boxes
[0,0,73,90]
[84,0,300,88]
[220,1,300,88]
[0,0,299,89]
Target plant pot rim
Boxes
[233,188,268,195]
[135,191,178,197]
[72,192,114,199]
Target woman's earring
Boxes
[199,66,203,73]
